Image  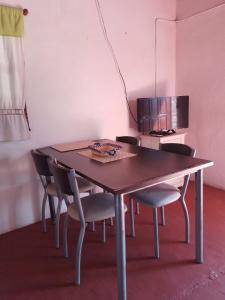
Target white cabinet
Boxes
[140,133,186,150]
[140,133,187,187]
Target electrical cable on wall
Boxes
[154,2,225,97]
[154,17,175,98]
[94,0,138,124]
[95,0,225,120]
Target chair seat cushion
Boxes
[68,193,127,222]
[130,183,181,208]
[76,176,95,193]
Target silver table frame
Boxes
[114,169,204,300]
[40,143,212,300]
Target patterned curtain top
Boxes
[0,6,24,37]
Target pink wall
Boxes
[176,0,225,19]
[176,3,225,189]
[0,0,176,234]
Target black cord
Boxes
[95,1,224,122]
[94,0,137,124]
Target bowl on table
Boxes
[89,143,122,157]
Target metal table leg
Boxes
[114,194,127,300]
[46,176,56,223]
[195,169,203,263]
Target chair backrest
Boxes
[48,159,75,196]
[31,149,52,177]
[160,143,196,157]
[116,136,140,146]
[48,159,85,224]
[159,143,196,194]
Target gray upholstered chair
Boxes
[31,149,95,248]
[48,159,127,285]
[129,143,196,258]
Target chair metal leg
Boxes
[110,218,114,226]
[87,190,96,232]
[160,206,165,226]
[55,198,62,248]
[102,220,106,243]
[75,223,86,285]
[42,192,48,232]
[180,197,190,243]
[63,213,69,257]
[86,222,95,231]
[91,222,95,231]
[153,208,160,259]
[46,177,56,223]
[64,195,70,207]
[136,202,140,215]
[129,198,135,238]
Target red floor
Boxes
[1,183,225,300]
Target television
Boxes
[137,96,189,135]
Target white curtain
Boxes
[0,14,30,141]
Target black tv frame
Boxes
[137,96,189,136]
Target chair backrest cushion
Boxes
[48,159,85,223]
[160,143,196,192]
[31,149,52,177]
[160,143,196,158]
[48,160,75,196]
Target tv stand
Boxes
[149,129,176,137]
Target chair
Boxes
[116,136,141,215]
[48,159,128,285]
[129,143,196,258]
[116,135,140,146]
[31,149,95,248]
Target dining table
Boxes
[40,139,213,300]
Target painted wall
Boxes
[176,3,225,189]
[0,0,176,234]
[176,0,225,19]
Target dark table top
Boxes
[40,140,213,195]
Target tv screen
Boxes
[137,96,189,134]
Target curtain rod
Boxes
[0,5,29,15]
